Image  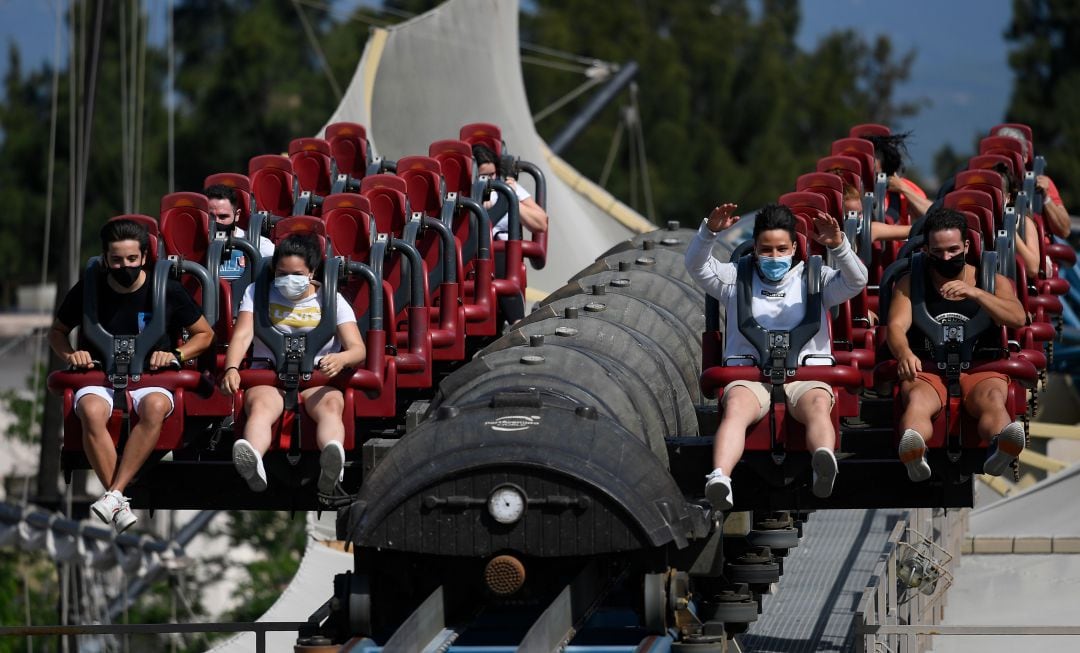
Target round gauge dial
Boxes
[487,485,526,524]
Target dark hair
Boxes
[100,218,150,255]
[273,233,322,274]
[991,162,1018,199]
[204,184,238,207]
[863,133,911,177]
[471,144,500,175]
[923,206,967,236]
[752,204,798,242]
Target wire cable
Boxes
[291,0,343,102]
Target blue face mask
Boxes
[758,255,793,281]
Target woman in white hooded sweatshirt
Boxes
[685,203,867,510]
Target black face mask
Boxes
[108,265,142,288]
[928,253,966,279]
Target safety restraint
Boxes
[251,254,341,466]
[734,252,823,464]
[81,258,172,450]
[909,250,997,461]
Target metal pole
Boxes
[548,61,639,156]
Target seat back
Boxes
[830,138,876,190]
[955,169,1006,224]
[849,123,891,138]
[160,192,211,262]
[816,155,865,191]
[979,137,1026,178]
[989,123,1033,164]
[361,174,411,237]
[325,122,370,179]
[459,122,503,156]
[795,172,844,218]
[397,156,444,218]
[967,154,1016,181]
[428,139,474,195]
[249,155,296,217]
[203,173,254,230]
[323,193,375,262]
[289,137,334,197]
[942,190,996,240]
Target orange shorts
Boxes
[910,371,1009,411]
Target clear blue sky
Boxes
[0,0,1013,176]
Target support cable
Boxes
[532,74,605,123]
[291,0,343,102]
[598,118,625,189]
[629,83,656,222]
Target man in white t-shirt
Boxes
[205,184,275,280]
[685,203,867,510]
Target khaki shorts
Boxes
[722,380,835,422]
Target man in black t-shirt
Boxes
[885,208,1027,485]
[48,219,213,533]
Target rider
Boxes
[686,203,868,509]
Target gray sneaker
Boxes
[983,421,1025,477]
[232,439,268,492]
[318,440,345,495]
[899,429,932,482]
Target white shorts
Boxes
[74,386,175,418]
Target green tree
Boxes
[1004,0,1080,207]
[522,0,919,222]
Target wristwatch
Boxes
[172,348,184,364]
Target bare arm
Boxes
[870,222,911,243]
[48,318,94,368]
[888,175,932,218]
[886,275,922,381]
[1038,175,1070,238]
[318,322,367,378]
[1014,217,1040,278]
[939,273,1026,330]
[517,196,549,234]
[149,315,215,370]
[220,311,255,394]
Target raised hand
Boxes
[705,203,740,233]
[809,210,844,248]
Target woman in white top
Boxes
[685,203,867,510]
[220,233,367,494]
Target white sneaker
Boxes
[112,497,137,534]
[232,439,268,492]
[90,491,123,525]
[984,421,1025,477]
[811,448,838,498]
[318,440,345,495]
[704,469,734,511]
[899,429,932,482]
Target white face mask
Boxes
[274,274,310,300]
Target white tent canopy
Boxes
[323,0,654,295]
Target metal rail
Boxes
[0,621,307,653]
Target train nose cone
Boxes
[484,554,526,596]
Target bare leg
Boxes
[713,387,763,474]
[77,396,118,489]
[899,380,941,438]
[789,389,835,451]
[302,386,346,450]
[243,386,285,454]
[109,392,170,494]
[964,378,1011,442]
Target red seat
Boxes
[325,122,371,180]
[459,122,503,156]
[289,137,334,198]
[817,155,865,191]
[979,137,1026,181]
[849,123,891,138]
[830,138,877,191]
[249,155,296,217]
[795,172,844,219]
[955,169,1006,224]
[967,154,1016,181]
[988,123,1033,165]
